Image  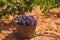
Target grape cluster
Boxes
[14,15,37,26]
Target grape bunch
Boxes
[14,15,37,26]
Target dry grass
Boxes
[0,6,60,40]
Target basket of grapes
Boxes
[14,15,37,39]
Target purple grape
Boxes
[31,21,34,25]
[14,15,37,26]
[23,16,27,20]
[22,15,27,20]
[26,19,30,25]
[31,20,37,25]
[27,16,33,20]
[21,19,26,25]
[19,17,23,21]
[22,15,26,18]
[29,16,34,19]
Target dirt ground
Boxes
[0,6,60,40]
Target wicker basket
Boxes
[14,22,36,39]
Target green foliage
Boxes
[0,0,60,18]
[34,0,60,15]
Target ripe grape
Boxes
[26,19,30,25]
[18,16,23,21]
[21,19,26,25]
[27,16,33,20]
[29,15,34,18]
[14,15,37,26]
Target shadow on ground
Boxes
[0,21,32,40]
[2,31,30,40]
